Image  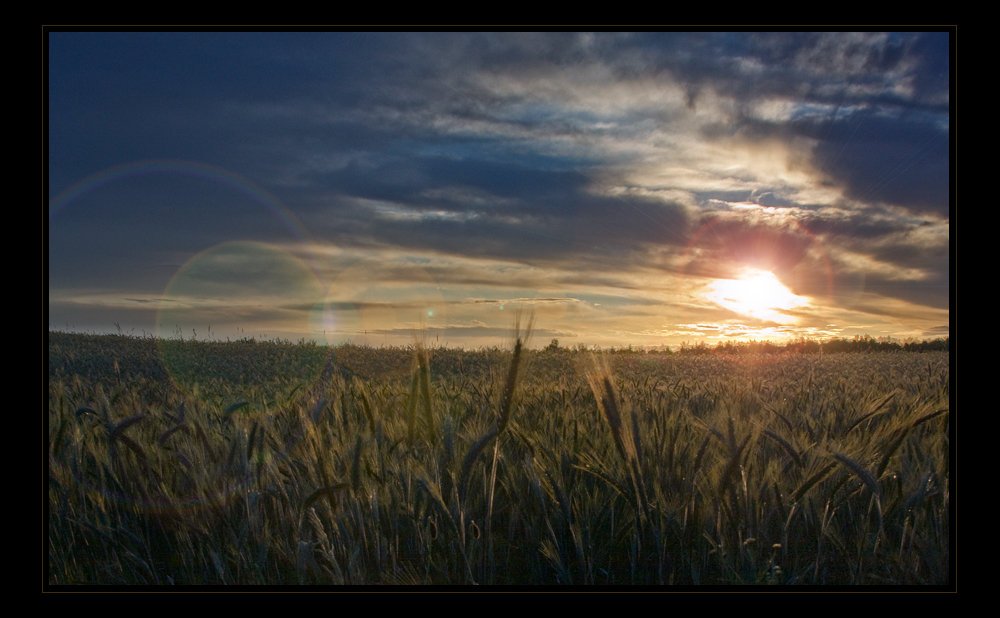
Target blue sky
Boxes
[48,31,951,348]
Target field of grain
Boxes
[47,330,950,586]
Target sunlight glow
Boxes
[705,268,809,324]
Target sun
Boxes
[705,268,809,323]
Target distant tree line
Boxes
[541,335,950,355]
[665,335,950,356]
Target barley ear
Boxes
[832,452,884,539]
[833,452,880,498]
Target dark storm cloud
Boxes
[355,188,689,272]
[57,31,946,244]
[865,280,949,312]
[630,32,949,217]
[806,111,949,216]
[797,208,907,240]
[671,32,948,112]
[795,207,948,275]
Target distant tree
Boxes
[799,339,821,354]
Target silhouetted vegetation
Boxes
[673,335,949,357]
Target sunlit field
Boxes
[47,329,950,586]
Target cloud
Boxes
[49,31,950,346]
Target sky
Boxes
[48,31,951,349]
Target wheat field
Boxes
[47,329,950,586]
